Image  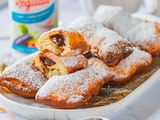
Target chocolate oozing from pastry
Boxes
[51,34,65,46]
[83,52,92,59]
[40,56,56,66]
[105,52,122,67]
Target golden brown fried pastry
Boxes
[36,28,89,56]
[0,53,47,98]
[94,5,160,56]
[69,17,133,67]
[33,49,88,78]
[36,67,113,109]
[88,47,152,84]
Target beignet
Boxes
[69,17,133,67]
[32,49,88,78]
[0,53,47,98]
[36,28,89,56]
[36,67,113,109]
[94,5,160,56]
[88,47,152,84]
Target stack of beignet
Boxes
[0,11,157,109]
[34,25,152,108]
[33,28,113,108]
[33,28,89,79]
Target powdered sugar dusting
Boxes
[132,13,160,23]
[88,47,152,82]
[94,5,155,43]
[113,47,152,79]
[116,47,151,67]
[69,17,131,53]
[1,52,47,89]
[94,5,160,55]
[66,94,84,103]
[36,67,110,103]
[45,52,87,68]
[68,17,133,65]
[60,55,87,68]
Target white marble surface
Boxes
[0,0,160,120]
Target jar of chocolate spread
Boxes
[8,0,58,53]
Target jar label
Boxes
[9,0,58,53]
[12,3,55,24]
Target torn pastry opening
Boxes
[49,33,68,55]
[33,49,88,79]
[83,51,92,59]
[35,28,89,56]
[39,54,66,78]
[51,34,66,46]
[40,56,56,66]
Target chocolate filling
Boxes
[51,34,65,46]
[83,52,92,59]
[40,56,56,66]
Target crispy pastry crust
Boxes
[36,28,89,56]
[94,5,160,56]
[69,17,133,67]
[0,78,37,98]
[32,49,88,78]
[88,47,152,84]
[0,53,47,98]
[36,67,113,109]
